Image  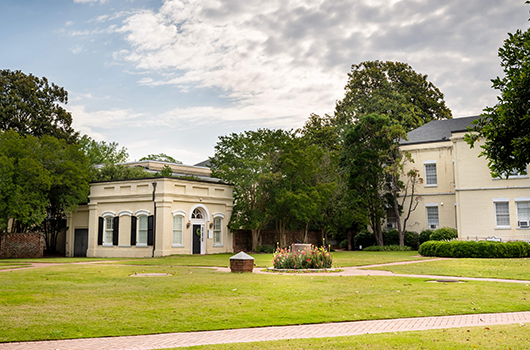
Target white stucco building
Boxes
[396,116,530,241]
[66,161,234,257]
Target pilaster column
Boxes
[86,203,98,257]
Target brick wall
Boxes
[0,233,44,258]
[233,229,324,253]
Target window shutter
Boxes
[98,217,104,245]
[147,215,154,246]
[130,216,137,246]
[113,216,119,246]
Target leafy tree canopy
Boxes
[0,130,91,233]
[341,113,407,245]
[91,164,153,182]
[140,153,182,164]
[79,135,129,166]
[0,69,77,143]
[210,129,290,251]
[466,5,530,177]
[334,61,452,131]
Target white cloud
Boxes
[107,0,529,123]
[74,0,108,4]
[68,104,145,139]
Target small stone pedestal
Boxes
[229,252,255,273]
[291,243,311,253]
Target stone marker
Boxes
[229,251,255,273]
[291,243,311,253]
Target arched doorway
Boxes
[189,205,209,254]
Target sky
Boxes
[0,0,528,165]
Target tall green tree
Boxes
[0,131,90,239]
[79,135,129,166]
[341,114,406,246]
[210,129,289,252]
[0,70,78,143]
[334,61,452,131]
[266,134,335,247]
[466,5,530,177]
[140,153,182,164]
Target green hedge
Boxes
[418,240,530,258]
[363,245,412,252]
[430,227,458,241]
[353,230,419,250]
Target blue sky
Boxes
[1,0,528,165]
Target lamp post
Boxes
[152,181,157,258]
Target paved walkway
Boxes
[2,312,529,350]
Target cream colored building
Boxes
[397,116,530,241]
[66,161,234,257]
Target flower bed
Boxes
[273,245,332,269]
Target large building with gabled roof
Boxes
[395,116,530,241]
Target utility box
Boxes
[229,252,255,273]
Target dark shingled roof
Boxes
[401,115,482,145]
[194,159,211,167]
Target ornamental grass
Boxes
[272,245,332,269]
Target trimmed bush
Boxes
[353,230,375,249]
[353,230,419,250]
[430,227,458,241]
[418,240,530,258]
[383,230,399,245]
[339,239,349,249]
[363,245,412,252]
[419,229,434,244]
[261,245,275,253]
[404,231,420,250]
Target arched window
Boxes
[191,208,203,219]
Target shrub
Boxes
[419,229,434,244]
[383,230,399,245]
[353,230,375,249]
[430,227,458,241]
[339,239,349,249]
[261,245,275,253]
[418,240,530,258]
[272,245,333,269]
[363,245,412,251]
[405,231,420,250]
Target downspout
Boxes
[152,181,157,258]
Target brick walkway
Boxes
[2,312,529,350]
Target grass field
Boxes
[365,257,530,280]
[1,251,529,346]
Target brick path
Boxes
[2,312,529,350]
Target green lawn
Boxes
[0,262,31,270]
[331,251,428,267]
[364,257,530,280]
[1,259,530,342]
[179,324,530,350]
[108,250,428,268]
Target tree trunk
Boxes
[347,230,353,251]
[374,221,384,246]
[251,228,259,252]
[393,188,404,246]
[303,222,309,243]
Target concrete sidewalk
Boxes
[2,312,529,350]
